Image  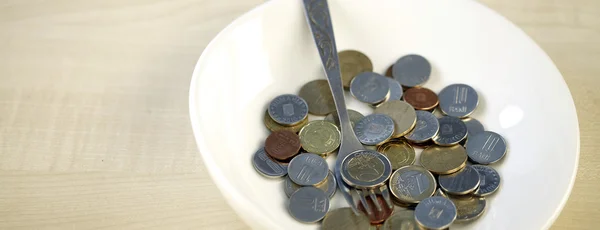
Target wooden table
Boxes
[1,0,598,229]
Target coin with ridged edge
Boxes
[341,150,392,189]
[299,120,341,156]
[439,165,481,195]
[377,140,416,170]
[414,196,457,230]
[392,54,431,88]
[252,148,288,178]
[298,79,336,115]
[267,94,309,126]
[433,116,468,146]
[389,165,436,205]
[321,207,371,230]
[284,170,336,198]
[374,100,417,138]
[438,84,479,118]
[339,50,373,89]
[354,114,395,145]
[466,131,507,164]
[288,187,329,223]
[406,111,440,143]
[471,165,501,196]
[263,110,307,133]
[382,210,424,230]
[288,153,328,186]
[448,195,487,222]
[350,72,390,105]
[420,145,467,174]
[325,109,364,128]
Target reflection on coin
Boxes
[448,195,486,222]
[354,114,395,145]
[463,117,485,137]
[299,121,341,156]
[377,140,416,170]
[325,109,364,128]
[466,131,507,164]
[420,145,468,174]
[471,165,501,196]
[298,80,336,115]
[339,50,373,89]
[439,165,481,195]
[382,210,424,230]
[284,170,336,198]
[386,78,403,101]
[392,54,431,88]
[268,94,309,126]
[288,187,329,223]
[322,207,371,230]
[433,116,468,146]
[350,72,391,105]
[264,130,301,161]
[288,153,328,186]
[252,148,288,178]
[434,188,448,198]
[358,195,395,224]
[374,100,417,138]
[406,111,440,143]
[264,111,308,133]
[438,84,479,118]
[389,165,436,205]
[341,150,392,189]
[403,87,439,111]
[414,196,457,230]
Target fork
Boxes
[301,0,393,215]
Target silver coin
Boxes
[268,94,309,126]
[463,117,485,137]
[341,150,392,189]
[354,114,395,145]
[350,72,390,105]
[414,196,457,230]
[252,148,287,178]
[325,109,364,128]
[438,84,479,118]
[432,116,468,146]
[284,170,336,198]
[438,165,481,195]
[392,54,431,87]
[466,131,507,164]
[288,186,329,223]
[386,78,403,101]
[288,153,329,186]
[471,165,501,196]
[405,111,440,143]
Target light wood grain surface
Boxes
[0,0,598,229]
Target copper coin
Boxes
[264,130,301,161]
[357,195,395,225]
[403,87,439,111]
[385,64,394,77]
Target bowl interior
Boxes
[189,0,579,229]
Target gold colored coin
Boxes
[263,111,307,133]
[298,80,336,115]
[299,120,341,156]
[338,50,373,89]
[420,145,467,174]
[324,109,364,128]
[448,195,486,222]
[374,100,417,138]
[377,140,416,170]
[322,207,371,230]
[382,210,425,230]
[389,165,436,205]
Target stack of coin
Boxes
[252,50,507,229]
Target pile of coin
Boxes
[252,50,506,229]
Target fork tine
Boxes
[357,190,373,215]
[368,189,382,212]
[379,186,394,209]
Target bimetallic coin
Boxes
[325,109,364,128]
[448,195,487,222]
[420,145,468,174]
[298,80,336,115]
[264,130,301,161]
[288,187,329,223]
[403,87,439,111]
[382,210,424,230]
[322,207,371,230]
[434,188,448,198]
[358,195,394,224]
[268,94,309,126]
[438,84,479,118]
[414,196,457,230]
[341,150,393,189]
[339,50,373,89]
[439,165,481,195]
[299,121,341,156]
[463,117,485,137]
[252,148,288,178]
[377,140,416,170]
[392,54,431,88]
[433,116,468,146]
[406,111,440,143]
[386,78,403,101]
[284,170,336,198]
[350,72,390,105]
[354,114,395,145]
[288,153,329,186]
[466,131,507,164]
[374,100,417,138]
[389,165,436,205]
[471,165,501,196]
[264,111,307,133]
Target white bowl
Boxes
[189,0,580,229]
